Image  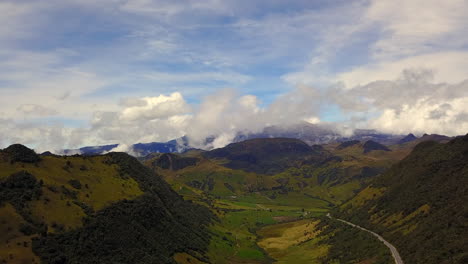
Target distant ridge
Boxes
[398,133,417,144]
[204,138,325,174]
[363,140,391,153]
[336,140,360,150]
[61,124,411,156]
[63,138,190,156]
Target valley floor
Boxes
[177,195,394,264]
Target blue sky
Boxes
[1,0,468,151]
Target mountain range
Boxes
[63,123,446,156]
[1,130,465,263]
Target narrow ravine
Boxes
[327,213,404,264]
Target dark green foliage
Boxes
[338,135,468,264]
[33,152,213,264]
[60,186,77,199]
[204,138,325,174]
[2,144,40,163]
[224,182,235,193]
[362,140,390,154]
[336,140,360,150]
[0,171,46,236]
[67,179,82,189]
[72,201,94,215]
[316,217,392,264]
[153,153,199,170]
[19,223,42,236]
[353,166,385,180]
[33,195,211,264]
[186,177,215,192]
[0,171,42,209]
[317,168,341,185]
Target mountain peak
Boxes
[2,144,40,163]
[398,133,417,144]
[362,140,391,154]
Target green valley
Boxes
[0,134,466,263]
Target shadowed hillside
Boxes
[337,135,468,264]
[0,145,212,264]
[204,138,326,175]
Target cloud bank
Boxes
[2,69,467,153]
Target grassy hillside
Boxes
[337,135,468,264]
[0,145,212,264]
[143,138,415,263]
[146,137,409,210]
[256,216,393,264]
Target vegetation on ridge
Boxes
[337,135,468,264]
[0,146,212,264]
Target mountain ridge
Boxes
[0,144,212,264]
[337,134,468,264]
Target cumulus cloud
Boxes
[2,68,468,153]
[119,92,190,121]
[369,97,468,136]
[327,69,468,136]
[0,118,87,153]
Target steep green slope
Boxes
[0,145,212,264]
[147,137,407,209]
[337,135,468,264]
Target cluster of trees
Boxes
[32,152,213,264]
[0,144,213,264]
[315,217,393,263]
[2,144,41,163]
[153,153,199,170]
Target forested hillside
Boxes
[0,145,212,264]
[337,135,468,264]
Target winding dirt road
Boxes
[327,213,404,264]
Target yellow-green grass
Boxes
[0,203,40,264]
[207,207,308,263]
[375,204,429,236]
[156,158,278,197]
[257,219,320,250]
[0,156,144,211]
[0,155,146,261]
[307,180,361,204]
[243,192,331,209]
[257,219,329,263]
[340,186,386,211]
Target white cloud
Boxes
[338,52,468,88]
[365,0,468,60]
[370,98,468,136]
[120,92,190,121]
[284,0,468,89]
[327,69,468,136]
